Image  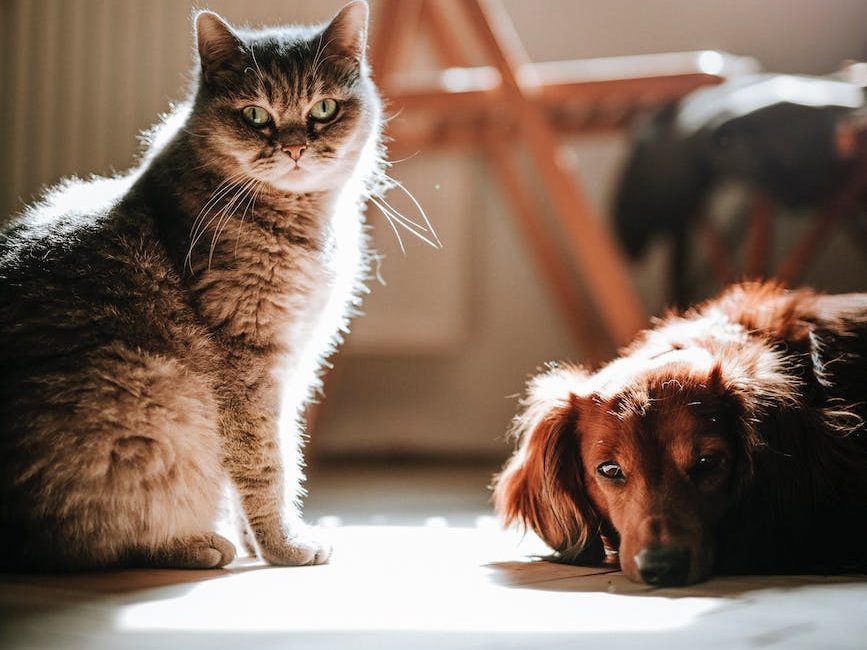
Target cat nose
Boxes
[282,143,306,161]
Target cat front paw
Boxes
[259,529,332,566]
[145,532,237,569]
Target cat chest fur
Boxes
[189,195,366,357]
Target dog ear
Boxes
[494,366,601,560]
[705,362,763,498]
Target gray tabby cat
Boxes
[0,1,382,569]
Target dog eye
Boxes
[691,455,725,478]
[597,462,625,481]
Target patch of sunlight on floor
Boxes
[116,523,722,635]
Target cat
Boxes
[0,1,384,570]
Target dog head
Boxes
[495,335,796,586]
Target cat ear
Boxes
[195,11,245,82]
[322,1,369,64]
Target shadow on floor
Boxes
[0,555,267,596]
[486,557,867,598]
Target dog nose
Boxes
[282,143,306,160]
[634,545,691,586]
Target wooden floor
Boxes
[3,462,867,650]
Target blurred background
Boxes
[1,0,866,467]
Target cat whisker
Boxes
[203,180,254,270]
[385,150,421,165]
[311,33,327,75]
[207,178,259,270]
[312,52,342,80]
[182,129,212,139]
[186,172,251,271]
[248,43,265,85]
[383,107,405,123]
[187,170,249,246]
[369,196,441,252]
[385,176,443,248]
[374,194,428,232]
[207,181,251,261]
[234,181,262,259]
[369,177,443,252]
[189,169,249,235]
[370,197,429,242]
[311,36,338,79]
[373,199,407,255]
[234,180,263,258]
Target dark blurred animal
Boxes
[614,73,866,259]
[495,282,867,586]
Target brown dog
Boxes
[495,282,867,586]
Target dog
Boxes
[494,282,867,586]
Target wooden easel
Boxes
[370,0,744,362]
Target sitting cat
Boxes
[0,1,382,570]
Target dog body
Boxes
[495,283,867,585]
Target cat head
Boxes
[188,1,380,194]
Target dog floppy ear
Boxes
[704,355,798,497]
[494,365,601,561]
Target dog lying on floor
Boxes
[495,282,867,586]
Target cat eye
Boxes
[241,105,271,127]
[597,461,625,482]
[309,98,339,122]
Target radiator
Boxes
[0,0,199,218]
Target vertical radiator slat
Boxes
[0,1,14,217]
[37,0,61,187]
[65,0,88,179]
[92,0,110,173]
[10,0,34,212]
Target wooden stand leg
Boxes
[461,0,646,346]
[699,216,735,286]
[777,158,867,285]
[670,225,690,309]
[370,0,422,81]
[422,0,611,359]
[421,0,466,69]
[744,194,772,279]
[485,132,609,363]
